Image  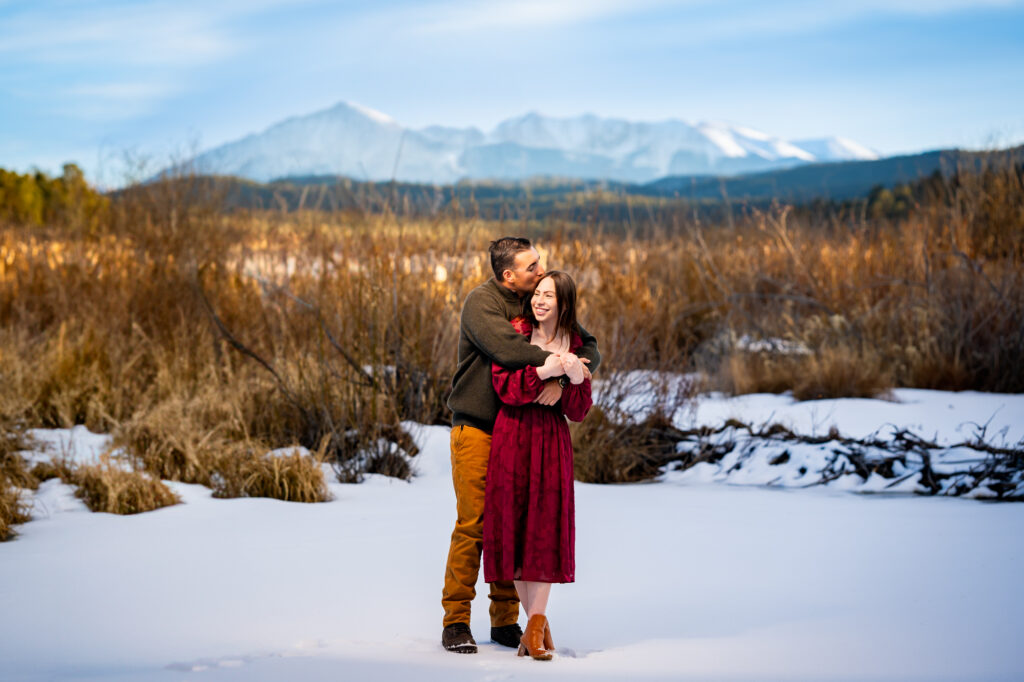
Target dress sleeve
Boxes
[561,378,593,422]
[492,363,545,406]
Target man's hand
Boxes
[534,380,563,406]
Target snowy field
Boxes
[2,390,1023,681]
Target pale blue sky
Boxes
[2,0,1022,185]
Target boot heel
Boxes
[517,642,527,657]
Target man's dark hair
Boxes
[489,237,533,280]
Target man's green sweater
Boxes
[448,278,601,433]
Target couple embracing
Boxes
[441,237,600,661]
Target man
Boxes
[441,236,601,653]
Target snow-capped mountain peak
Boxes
[346,102,397,126]
[791,136,879,162]
[189,101,880,184]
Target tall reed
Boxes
[0,158,1020,492]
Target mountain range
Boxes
[189,101,880,184]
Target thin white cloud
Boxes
[0,6,236,66]
[49,81,180,121]
[581,0,1024,49]
[877,0,1021,13]
[409,0,689,34]
[64,82,177,101]
[0,0,305,123]
[0,0,316,65]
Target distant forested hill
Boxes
[643,146,1024,202]
[114,145,1023,221]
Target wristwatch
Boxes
[558,376,570,388]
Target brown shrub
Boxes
[0,478,31,541]
[719,344,893,401]
[0,413,37,540]
[30,458,74,484]
[212,445,331,503]
[720,352,799,396]
[72,456,180,515]
[792,345,893,401]
[571,369,694,484]
[33,323,116,430]
[113,396,234,486]
[1,428,37,491]
[572,409,697,484]
[572,407,662,483]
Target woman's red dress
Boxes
[483,317,593,584]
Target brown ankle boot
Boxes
[517,614,553,660]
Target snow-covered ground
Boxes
[2,390,1023,681]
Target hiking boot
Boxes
[490,623,523,649]
[442,623,477,654]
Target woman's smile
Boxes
[531,277,558,322]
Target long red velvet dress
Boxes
[483,317,593,584]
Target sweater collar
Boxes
[488,277,525,301]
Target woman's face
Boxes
[531,276,558,325]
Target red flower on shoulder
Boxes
[510,315,532,337]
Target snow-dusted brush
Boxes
[572,369,697,483]
[662,413,1024,500]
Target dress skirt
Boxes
[482,320,592,584]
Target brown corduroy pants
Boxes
[441,425,520,628]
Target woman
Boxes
[483,271,593,661]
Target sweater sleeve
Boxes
[575,322,602,375]
[492,363,545,406]
[462,287,550,368]
[561,378,593,422]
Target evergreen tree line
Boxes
[0,163,108,233]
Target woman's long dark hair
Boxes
[527,270,579,345]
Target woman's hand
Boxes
[536,352,566,380]
[561,353,585,384]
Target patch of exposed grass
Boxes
[791,345,894,401]
[0,479,31,541]
[719,343,893,400]
[113,396,232,487]
[0,416,36,540]
[1,437,37,491]
[212,445,331,503]
[72,456,180,515]
[30,457,74,484]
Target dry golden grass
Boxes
[0,416,35,541]
[113,393,236,486]
[71,455,180,515]
[0,480,30,540]
[0,158,1020,492]
[720,344,894,400]
[1,430,37,491]
[30,457,73,484]
[114,395,332,501]
[212,445,331,503]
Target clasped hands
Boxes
[534,352,591,406]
